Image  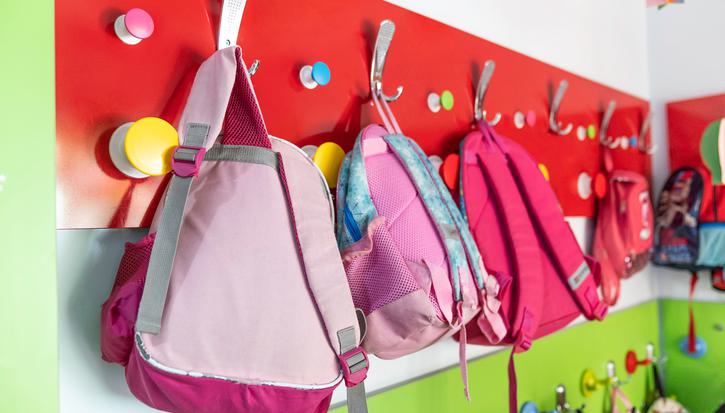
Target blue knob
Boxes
[311,61,331,86]
[630,136,638,149]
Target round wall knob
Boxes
[312,142,345,188]
[441,153,459,190]
[109,117,178,178]
[299,62,331,89]
[577,171,607,200]
[428,155,443,173]
[114,8,154,45]
[427,90,454,113]
[514,111,525,129]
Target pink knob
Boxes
[114,8,154,45]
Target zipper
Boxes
[344,203,362,242]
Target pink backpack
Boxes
[100,47,368,413]
[335,97,506,398]
[458,121,608,411]
[593,151,654,305]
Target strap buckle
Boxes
[171,146,206,177]
[339,347,369,387]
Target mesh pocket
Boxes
[100,233,155,365]
[344,222,420,315]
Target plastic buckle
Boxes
[171,146,206,177]
[338,347,368,387]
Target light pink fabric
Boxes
[141,159,339,385]
[101,46,364,412]
[341,124,480,360]
[176,47,236,150]
[125,349,336,413]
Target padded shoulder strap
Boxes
[468,128,542,351]
[481,122,608,321]
[137,47,271,334]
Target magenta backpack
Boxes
[593,150,654,305]
[458,121,608,411]
[335,92,506,398]
[100,47,368,413]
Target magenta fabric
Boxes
[100,234,154,365]
[125,349,336,413]
[459,122,607,351]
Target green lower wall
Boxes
[661,300,725,413]
[0,1,57,412]
[333,302,661,413]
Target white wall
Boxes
[58,1,658,411]
[647,1,725,303]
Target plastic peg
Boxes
[526,110,537,127]
[576,125,587,141]
[312,142,345,188]
[301,145,318,159]
[577,172,607,200]
[514,111,526,129]
[114,8,154,45]
[109,117,178,178]
[441,153,460,190]
[429,155,443,173]
[427,90,454,113]
[299,61,331,89]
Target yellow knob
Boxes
[124,117,179,176]
[313,142,346,188]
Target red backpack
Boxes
[593,150,654,305]
[457,121,608,412]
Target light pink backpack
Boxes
[100,47,368,413]
[335,96,506,398]
[593,150,654,305]
[458,121,608,411]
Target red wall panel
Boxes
[56,0,650,228]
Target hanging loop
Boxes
[474,60,502,125]
[549,80,574,135]
[370,20,404,102]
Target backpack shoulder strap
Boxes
[467,125,542,351]
[137,46,268,334]
[482,122,608,321]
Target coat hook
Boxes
[625,342,656,374]
[370,20,404,102]
[599,100,617,148]
[474,60,501,125]
[248,59,260,76]
[549,80,573,135]
[581,361,617,397]
[638,110,656,154]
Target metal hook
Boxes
[638,110,656,154]
[549,80,574,135]
[248,59,260,76]
[600,100,617,147]
[474,60,502,125]
[370,20,403,102]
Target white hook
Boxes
[218,0,246,50]
[549,80,573,135]
[646,342,655,362]
[638,110,656,154]
[474,60,502,125]
[600,100,617,147]
[371,20,404,102]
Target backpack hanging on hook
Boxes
[592,132,654,306]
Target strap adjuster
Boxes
[171,146,206,177]
[339,347,368,387]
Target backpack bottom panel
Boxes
[126,348,336,413]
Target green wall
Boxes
[0,1,57,412]
[333,302,661,413]
[661,300,725,413]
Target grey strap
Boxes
[338,327,368,413]
[136,123,209,334]
[347,382,368,413]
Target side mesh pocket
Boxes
[100,233,155,365]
